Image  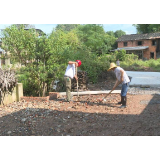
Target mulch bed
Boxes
[0,71,160,136]
[0,93,160,136]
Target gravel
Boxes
[1,78,160,136]
[128,86,160,95]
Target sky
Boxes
[0,24,137,35]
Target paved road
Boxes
[126,71,160,87]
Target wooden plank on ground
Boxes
[59,90,121,96]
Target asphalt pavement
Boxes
[126,71,160,87]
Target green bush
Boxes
[120,54,160,71]
[147,59,159,68]
[115,49,126,61]
[71,47,110,83]
[18,68,40,96]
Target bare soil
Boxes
[0,77,160,136]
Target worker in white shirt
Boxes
[64,60,82,102]
[116,59,120,66]
[107,63,130,108]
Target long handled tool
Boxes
[76,67,79,97]
[102,89,114,101]
[100,81,121,102]
[77,79,79,97]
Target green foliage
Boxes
[106,31,115,37]
[115,49,126,61]
[145,59,160,69]
[106,53,116,63]
[6,23,160,95]
[56,24,80,32]
[70,46,110,83]
[133,24,160,34]
[114,30,126,38]
[105,50,127,64]
[48,30,80,79]
[105,30,125,50]
[2,24,127,94]
[76,24,117,54]
[18,68,39,96]
[1,24,37,65]
[120,54,160,71]
[106,30,126,38]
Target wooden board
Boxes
[59,90,121,96]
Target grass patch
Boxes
[120,58,160,71]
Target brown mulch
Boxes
[0,70,160,136]
[0,91,160,136]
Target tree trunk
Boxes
[42,81,46,97]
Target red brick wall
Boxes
[49,92,60,100]
[118,39,157,59]
[20,92,61,102]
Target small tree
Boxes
[56,24,80,32]
[114,30,126,38]
[1,24,38,66]
[76,24,117,54]
[18,30,80,96]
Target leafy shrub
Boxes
[18,68,40,96]
[115,49,126,61]
[71,47,110,83]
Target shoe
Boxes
[120,105,126,108]
[117,96,122,104]
[119,96,127,108]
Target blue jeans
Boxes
[121,82,130,97]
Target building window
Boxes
[150,52,154,59]
[138,41,142,46]
[152,40,156,46]
[135,50,143,59]
[123,42,127,46]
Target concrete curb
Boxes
[58,90,121,96]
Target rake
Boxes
[100,81,121,102]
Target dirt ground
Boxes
[0,77,160,136]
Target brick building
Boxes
[116,32,160,60]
